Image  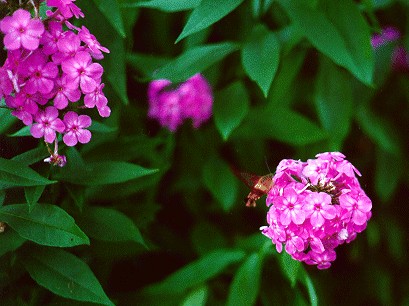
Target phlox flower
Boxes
[51,76,81,109]
[0,9,44,51]
[41,21,64,55]
[262,152,372,269]
[23,52,58,94]
[78,26,110,59]
[61,51,103,93]
[30,106,65,143]
[63,111,92,146]
[47,0,84,19]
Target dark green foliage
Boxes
[0,0,408,305]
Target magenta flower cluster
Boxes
[0,1,110,150]
[260,152,372,269]
[147,73,213,132]
[371,26,409,71]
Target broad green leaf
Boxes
[146,249,245,294]
[251,0,274,18]
[77,206,146,246]
[314,58,353,150]
[226,253,262,306]
[126,53,170,77]
[214,81,249,141]
[375,149,403,202]
[0,204,89,247]
[24,185,46,211]
[54,161,158,186]
[129,0,202,12]
[0,158,56,190]
[89,121,118,133]
[0,229,26,257]
[7,125,31,137]
[176,0,245,43]
[299,268,318,306]
[233,107,328,146]
[91,0,126,38]
[278,0,374,85]
[12,147,48,165]
[355,104,401,155]
[0,190,5,206]
[0,106,17,134]
[202,157,238,211]
[152,42,239,82]
[21,247,114,306]
[279,252,301,287]
[241,25,280,97]
[267,48,305,109]
[181,286,208,306]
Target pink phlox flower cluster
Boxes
[0,2,110,157]
[371,26,409,71]
[148,73,213,132]
[261,152,372,269]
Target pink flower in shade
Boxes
[47,0,84,19]
[371,26,400,48]
[30,106,65,143]
[78,26,110,59]
[41,21,64,55]
[61,51,103,93]
[0,9,44,51]
[391,46,409,72]
[23,52,58,94]
[147,74,213,132]
[0,68,13,99]
[262,152,372,269]
[305,192,337,228]
[51,76,81,109]
[63,111,92,146]
[306,250,336,270]
[179,74,213,128]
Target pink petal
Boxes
[30,124,44,138]
[77,129,91,144]
[54,93,69,109]
[352,210,367,226]
[292,210,305,225]
[77,115,91,128]
[63,132,78,146]
[4,33,21,50]
[310,212,324,228]
[64,111,78,126]
[44,128,57,143]
[21,35,40,50]
[52,118,66,133]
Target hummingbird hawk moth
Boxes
[234,170,274,207]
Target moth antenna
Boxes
[264,156,272,173]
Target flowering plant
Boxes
[261,152,372,269]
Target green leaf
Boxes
[146,249,245,294]
[130,0,202,12]
[314,58,353,150]
[214,81,250,141]
[12,147,48,165]
[21,247,114,306]
[202,157,238,211]
[355,104,401,155]
[0,107,17,134]
[299,268,318,306]
[181,286,208,306]
[176,0,245,43]
[24,185,46,211]
[0,190,5,206]
[0,204,89,247]
[0,229,26,257]
[126,52,170,77]
[241,25,280,97]
[7,125,31,137]
[226,253,262,306]
[279,252,301,287]
[233,107,328,146]
[0,158,56,190]
[54,161,158,186]
[91,0,126,38]
[278,0,374,85]
[375,149,403,202]
[77,206,146,246]
[152,42,239,82]
[89,121,118,133]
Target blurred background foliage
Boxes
[1,0,409,305]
